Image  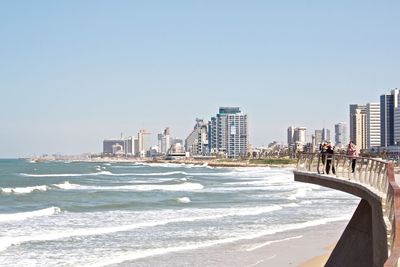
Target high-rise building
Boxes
[209,117,217,153]
[185,119,209,156]
[314,130,323,146]
[158,127,171,155]
[366,103,381,148]
[355,108,367,150]
[103,136,135,156]
[322,128,331,142]
[350,104,366,145]
[210,107,248,158]
[137,129,151,158]
[335,123,347,147]
[293,127,307,145]
[349,104,368,150]
[381,89,400,147]
[287,126,295,146]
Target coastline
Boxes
[28,157,297,169]
[115,220,346,267]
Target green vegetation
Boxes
[249,158,296,165]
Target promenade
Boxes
[295,153,400,267]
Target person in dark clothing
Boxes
[325,143,336,175]
[319,142,327,173]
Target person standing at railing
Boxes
[325,142,336,174]
[347,141,358,173]
[319,141,328,169]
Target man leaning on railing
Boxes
[325,141,336,175]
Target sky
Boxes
[0,1,399,158]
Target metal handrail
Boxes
[296,152,400,267]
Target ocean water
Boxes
[0,159,358,266]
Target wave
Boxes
[287,187,313,200]
[19,170,189,178]
[0,205,282,252]
[0,207,60,223]
[19,171,112,178]
[176,197,191,204]
[101,171,189,177]
[74,182,204,192]
[52,181,81,190]
[82,215,350,267]
[0,185,49,194]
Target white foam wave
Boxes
[176,197,191,204]
[19,171,111,177]
[0,205,282,252]
[81,183,204,192]
[0,185,49,194]
[101,171,189,177]
[83,216,350,267]
[0,207,60,223]
[52,181,81,190]
[287,188,313,200]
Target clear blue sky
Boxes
[1,1,399,157]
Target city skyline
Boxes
[1,1,399,157]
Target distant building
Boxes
[349,104,367,149]
[335,123,347,147]
[287,126,295,146]
[103,136,134,156]
[322,128,330,142]
[314,130,323,146]
[381,89,399,147]
[293,127,307,145]
[185,119,209,156]
[209,117,217,153]
[137,129,151,158]
[158,127,171,155]
[209,107,249,158]
[366,102,381,149]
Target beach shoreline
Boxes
[114,220,346,267]
[28,157,297,169]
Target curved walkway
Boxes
[295,153,400,267]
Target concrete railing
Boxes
[296,152,400,267]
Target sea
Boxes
[0,159,359,267]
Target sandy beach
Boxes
[116,220,347,267]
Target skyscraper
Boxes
[366,102,381,149]
[287,126,295,146]
[137,129,151,158]
[322,128,331,142]
[314,130,323,146]
[293,127,307,145]
[349,104,367,150]
[381,89,399,147]
[211,107,248,158]
[335,123,347,147]
[185,119,209,156]
[158,127,171,155]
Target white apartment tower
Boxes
[293,127,307,145]
[158,127,171,155]
[366,103,381,148]
[137,129,150,158]
[349,104,367,149]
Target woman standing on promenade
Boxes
[347,141,358,173]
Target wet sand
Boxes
[116,221,346,267]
